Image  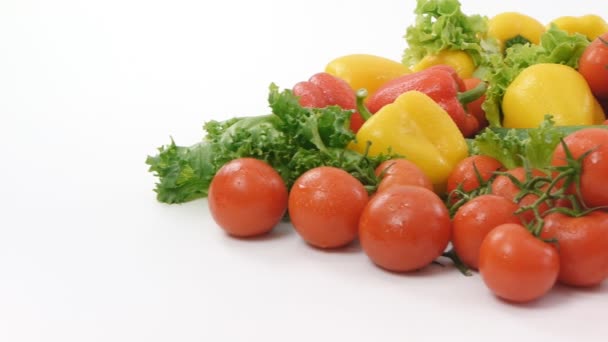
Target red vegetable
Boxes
[479,223,559,303]
[578,33,608,99]
[359,186,451,272]
[293,72,364,132]
[288,166,368,249]
[541,211,608,287]
[208,158,288,237]
[365,65,486,137]
[551,128,608,208]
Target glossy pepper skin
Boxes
[292,72,363,132]
[349,91,468,194]
[324,54,410,96]
[488,12,546,52]
[550,15,608,41]
[366,65,484,137]
[412,50,475,79]
[502,63,604,128]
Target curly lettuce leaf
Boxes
[470,116,565,170]
[147,84,391,204]
[403,0,489,66]
[482,25,590,127]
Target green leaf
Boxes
[403,0,490,66]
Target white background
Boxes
[1,1,607,341]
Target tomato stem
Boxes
[442,249,472,276]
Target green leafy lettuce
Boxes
[482,25,590,127]
[146,84,393,204]
[470,116,565,170]
[402,0,489,66]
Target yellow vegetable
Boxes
[348,91,468,193]
[502,63,597,128]
[592,98,607,124]
[411,50,475,79]
[488,12,546,51]
[550,15,608,40]
[325,54,410,95]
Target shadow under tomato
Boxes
[303,238,363,254]
[367,258,463,278]
[488,281,608,309]
[225,222,295,242]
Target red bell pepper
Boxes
[365,65,486,137]
[293,72,364,133]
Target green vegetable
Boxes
[146,84,392,204]
[481,25,590,127]
[402,0,490,67]
[470,116,608,170]
[470,116,565,170]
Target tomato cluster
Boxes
[207,128,608,304]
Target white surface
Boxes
[1,1,607,341]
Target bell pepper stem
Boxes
[356,88,373,121]
[457,81,487,106]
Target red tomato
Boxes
[446,155,503,195]
[452,194,521,270]
[541,211,608,287]
[578,33,608,99]
[359,186,451,272]
[479,223,559,303]
[490,167,550,224]
[288,166,368,248]
[374,158,433,193]
[208,158,288,237]
[551,128,608,208]
[463,77,488,129]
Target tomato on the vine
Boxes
[375,158,433,193]
[490,167,550,224]
[447,155,503,195]
[479,223,559,303]
[208,158,288,237]
[551,127,608,208]
[578,32,608,99]
[359,186,451,272]
[452,194,521,270]
[541,211,608,287]
[288,166,368,249]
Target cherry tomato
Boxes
[452,194,521,270]
[446,155,503,195]
[359,186,451,272]
[288,166,368,248]
[208,158,288,237]
[541,211,608,287]
[578,33,608,99]
[374,158,433,193]
[551,128,608,208]
[479,223,559,303]
[463,77,488,129]
[490,167,550,224]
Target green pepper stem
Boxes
[457,81,487,106]
[356,88,373,121]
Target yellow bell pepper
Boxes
[502,63,597,128]
[325,54,410,95]
[550,15,608,40]
[488,12,546,52]
[348,91,468,194]
[411,50,475,79]
[592,97,607,124]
